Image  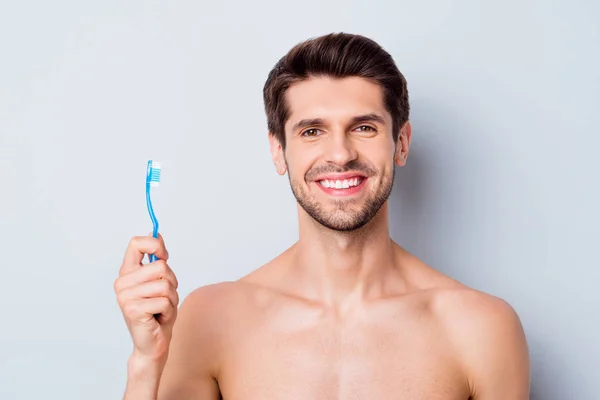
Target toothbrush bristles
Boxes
[149,160,162,184]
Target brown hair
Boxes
[263,32,410,149]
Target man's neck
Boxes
[289,202,406,311]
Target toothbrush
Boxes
[146,160,161,262]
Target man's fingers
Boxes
[120,235,169,274]
[118,280,179,310]
[157,233,166,248]
[152,233,169,260]
[124,298,176,323]
[114,260,178,293]
[144,233,169,263]
[156,302,177,325]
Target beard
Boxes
[287,159,395,232]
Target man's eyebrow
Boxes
[292,118,326,132]
[291,114,386,132]
[351,113,386,125]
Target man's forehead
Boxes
[285,76,390,126]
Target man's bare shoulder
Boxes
[428,286,530,396]
[410,256,525,354]
[429,285,524,341]
[180,280,261,318]
[183,281,242,304]
[398,247,529,394]
[399,247,524,334]
[178,276,283,329]
[173,282,244,340]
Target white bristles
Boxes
[148,160,162,185]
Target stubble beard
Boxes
[287,159,395,232]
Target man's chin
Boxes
[310,210,372,232]
[293,189,380,231]
[317,218,371,232]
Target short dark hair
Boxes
[263,32,410,149]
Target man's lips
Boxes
[311,172,367,182]
[313,175,368,195]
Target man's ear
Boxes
[269,133,287,175]
[394,121,412,167]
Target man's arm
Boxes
[442,290,530,399]
[156,287,222,400]
[469,297,530,399]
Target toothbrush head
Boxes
[147,160,162,187]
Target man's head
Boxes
[263,33,411,232]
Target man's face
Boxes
[270,76,410,232]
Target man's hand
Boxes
[114,234,179,399]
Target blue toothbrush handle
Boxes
[146,179,160,263]
[149,227,159,262]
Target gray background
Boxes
[1,1,598,399]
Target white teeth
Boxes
[319,178,363,189]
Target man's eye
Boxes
[301,128,321,137]
[355,125,376,132]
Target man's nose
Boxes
[323,131,358,166]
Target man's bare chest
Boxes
[214,318,470,400]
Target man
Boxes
[114,33,530,399]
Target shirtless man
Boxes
[114,33,530,399]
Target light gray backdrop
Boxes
[1,1,598,399]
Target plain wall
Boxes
[1,1,598,399]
